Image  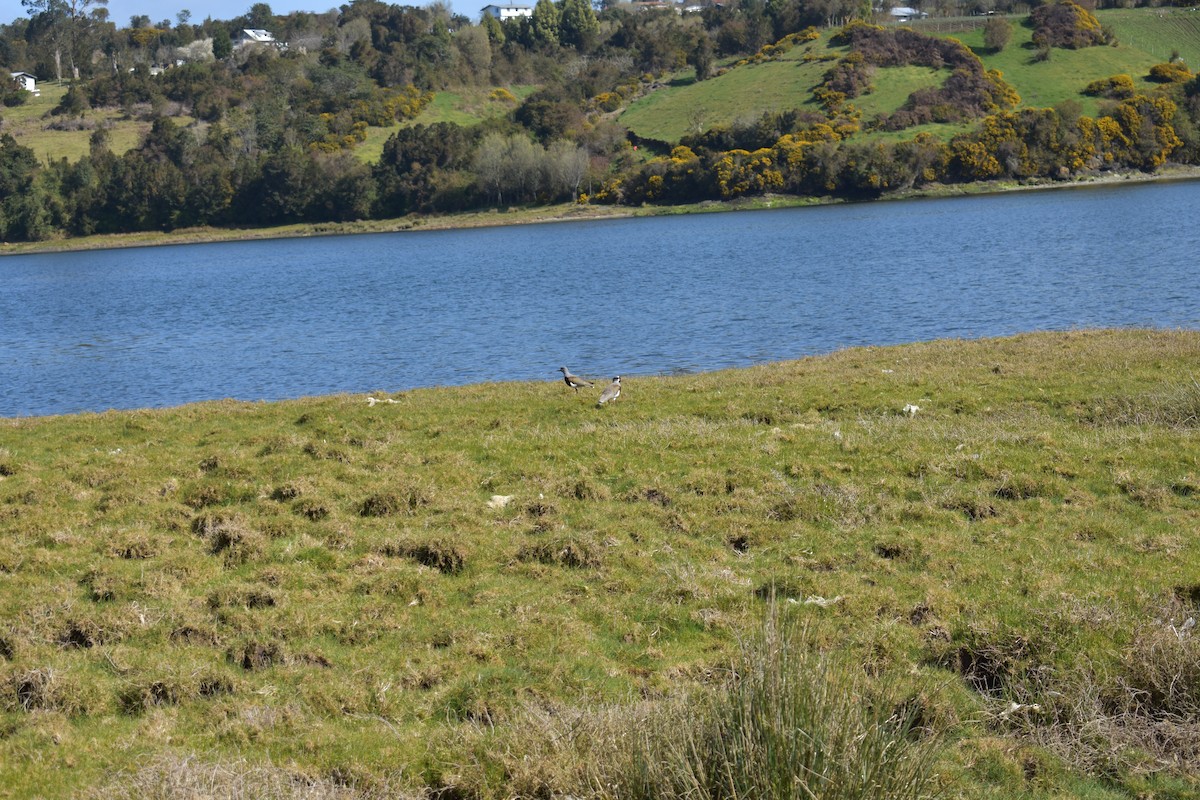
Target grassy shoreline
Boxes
[4,165,1200,257]
[2,329,1199,798]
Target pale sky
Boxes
[2,0,487,27]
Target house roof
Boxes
[481,4,532,9]
[241,29,276,41]
[9,71,37,79]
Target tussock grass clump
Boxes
[170,623,222,646]
[1118,620,1200,718]
[1088,378,1200,429]
[380,536,467,575]
[80,566,126,602]
[59,613,129,649]
[497,607,943,800]
[872,536,925,564]
[683,612,940,800]
[293,498,331,521]
[684,468,735,496]
[568,478,612,502]
[937,625,1056,700]
[207,583,279,611]
[110,530,160,560]
[1,666,107,716]
[1000,612,1200,776]
[192,512,266,564]
[359,484,432,517]
[118,669,237,715]
[270,480,307,501]
[228,639,289,671]
[1114,469,1174,510]
[180,481,236,509]
[517,532,603,569]
[522,497,558,522]
[940,490,998,520]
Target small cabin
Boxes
[9,71,40,96]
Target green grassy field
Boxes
[1,81,534,167]
[619,8,1200,145]
[618,40,835,143]
[0,83,190,163]
[1103,7,1200,68]
[946,13,1162,113]
[1,329,1198,799]
[410,84,538,127]
[356,85,541,163]
[351,84,538,163]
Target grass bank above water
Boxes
[2,329,1199,799]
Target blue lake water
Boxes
[2,179,1198,418]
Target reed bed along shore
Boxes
[1,329,1199,799]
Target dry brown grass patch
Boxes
[91,753,421,800]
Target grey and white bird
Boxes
[558,366,594,392]
[597,376,621,407]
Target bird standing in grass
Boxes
[597,376,621,407]
[558,366,594,393]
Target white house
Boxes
[237,29,285,50]
[480,4,533,21]
[9,71,40,96]
[889,6,928,21]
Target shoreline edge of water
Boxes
[4,165,1200,257]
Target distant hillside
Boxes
[3,1,1199,244]
[619,8,1200,145]
[15,10,1197,165]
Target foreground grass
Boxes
[1,330,1199,798]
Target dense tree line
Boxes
[3,2,1200,242]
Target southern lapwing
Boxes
[597,376,621,407]
[558,366,594,392]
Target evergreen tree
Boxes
[481,12,505,45]
[530,0,560,49]
[559,0,598,50]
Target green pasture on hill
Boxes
[619,8,1200,145]
[0,83,175,163]
[1,329,1199,799]
[411,84,539,127]
[352,84,538,163]
[1102,7,1200,68]
[619,38,836,144]
[946,13,1162,112]
[3,81,534,167]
